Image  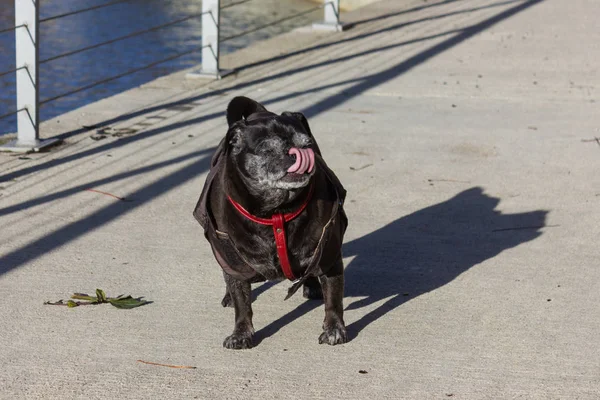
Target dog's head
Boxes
[224,97,319,191]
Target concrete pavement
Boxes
[1,0,599,398]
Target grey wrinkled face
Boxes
[229,117,314,191]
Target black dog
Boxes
[193,97,348,349]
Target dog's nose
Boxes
[288,147,314,174]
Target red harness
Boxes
[227,185,314,281]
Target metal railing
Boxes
[0,0,343,153]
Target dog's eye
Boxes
[292,133,312,148]
[254,142,270,153]
[255,137,283,154]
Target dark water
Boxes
[0,0,321,135]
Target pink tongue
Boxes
[288,148,301,173]
[287,147,315,174]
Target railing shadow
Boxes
[0,147,215,276]
[0,0,543,184]
[0,0,546,284]
[255,188,548,343]
[0,148,214,218]
[300,0,544,118]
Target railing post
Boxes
[187,0,232,79]
[313,0,346,32]
[0,0,58,153]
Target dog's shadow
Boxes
[255,187,547,343]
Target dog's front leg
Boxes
[318,257,347,345]
[222,272,255,349]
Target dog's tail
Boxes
[226,97,268,127]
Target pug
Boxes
[193,97,348,349]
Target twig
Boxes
[427,178,471,183]
[349,164,373,171]
[85,188,129,201]
[137,360,197,369]
[44,300,97,307]
[44,300,70,306]
[581,137,600,147]
[44,289,151,309]
[492,224,559,232]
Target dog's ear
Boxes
[226,96,267,127]
[281,112,313,137]
[225,121,245,154]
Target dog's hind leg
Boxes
[221,276,233,308]
[303,276,323,300]
[318,257,347,345]
[221,291,233,307]
[222,272,255,349]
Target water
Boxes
[0,0,321,135]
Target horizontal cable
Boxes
[0,107,24,121]
[0,66,25,79]
[0,24,24,35]
[40,0,133,23]
[40,12,206,65]
[221,4,325,43]
[221,0,253,10]
[40,46,208,106]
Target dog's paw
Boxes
[318,323,347,345]
[223,332,253,350]
[221,292,233,308]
